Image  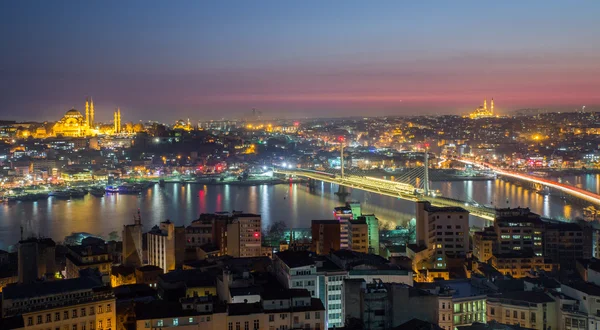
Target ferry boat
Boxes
[117,184,143,194]
[90,187,106,197]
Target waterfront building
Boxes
[122,210,143,268]
[148,220,186,272]
[311,220,342,254]
[416,201,470,261]
[2,275,116,330]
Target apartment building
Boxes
[2,276,116,330]
[148,220,185,272]
[415,201,470,258]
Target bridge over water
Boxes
[458,159,600,207]
[273,167,497,220]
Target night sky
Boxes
[1,1,600,122]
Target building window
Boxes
[490,307,495,316]
[505,310,510,317]
[98,320,103,329]
[73,325,77,330]
[244,321,249,330]
[64,311,69,320]
[27,317,33,326]
[107,319,111,328]
[47,314,52,322]
[254,320,259,330]
[305,312,310,320]
[37,315,42,324]
[513,311,517,318]
[81,308,86,317]
[207,316,211,322]
[98,305,103,314]
[73,309,78,318]
[157,320,163,327]
[236,321,241,330]
[269,315,275,322]
[106,304,112,312]
[521,312,525,320]
[316,312,320,319]
[90,307,95,315]
[55,312,61,321]
[531,313,536,323]
[228,322,233,330]
[189,317,194,323]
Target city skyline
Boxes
[2,1,600,121]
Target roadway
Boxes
[274,168,496,220]
[458,159,600,206]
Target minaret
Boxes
[85,98,90,126]
[114,110,118,133]
[491,98,494,114]
[484,98,487,110]
[90,97,95,127]
[117,107,122,133]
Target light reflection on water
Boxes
[1,174,598,250]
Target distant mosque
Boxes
[469,98,495,119]
[51,98,125,137]
[52,98,97,137]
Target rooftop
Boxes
[488,291,554,304]
[3,276,103,300]
[275,250,315,269]
[563,281,600,296]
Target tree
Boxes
[344,317,365,330]
[107,231,120,241]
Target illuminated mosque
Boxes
[469,98,495,119]
[52,98,97,137]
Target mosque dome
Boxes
[65,109,84,118]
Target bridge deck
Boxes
[275,168,496,220]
